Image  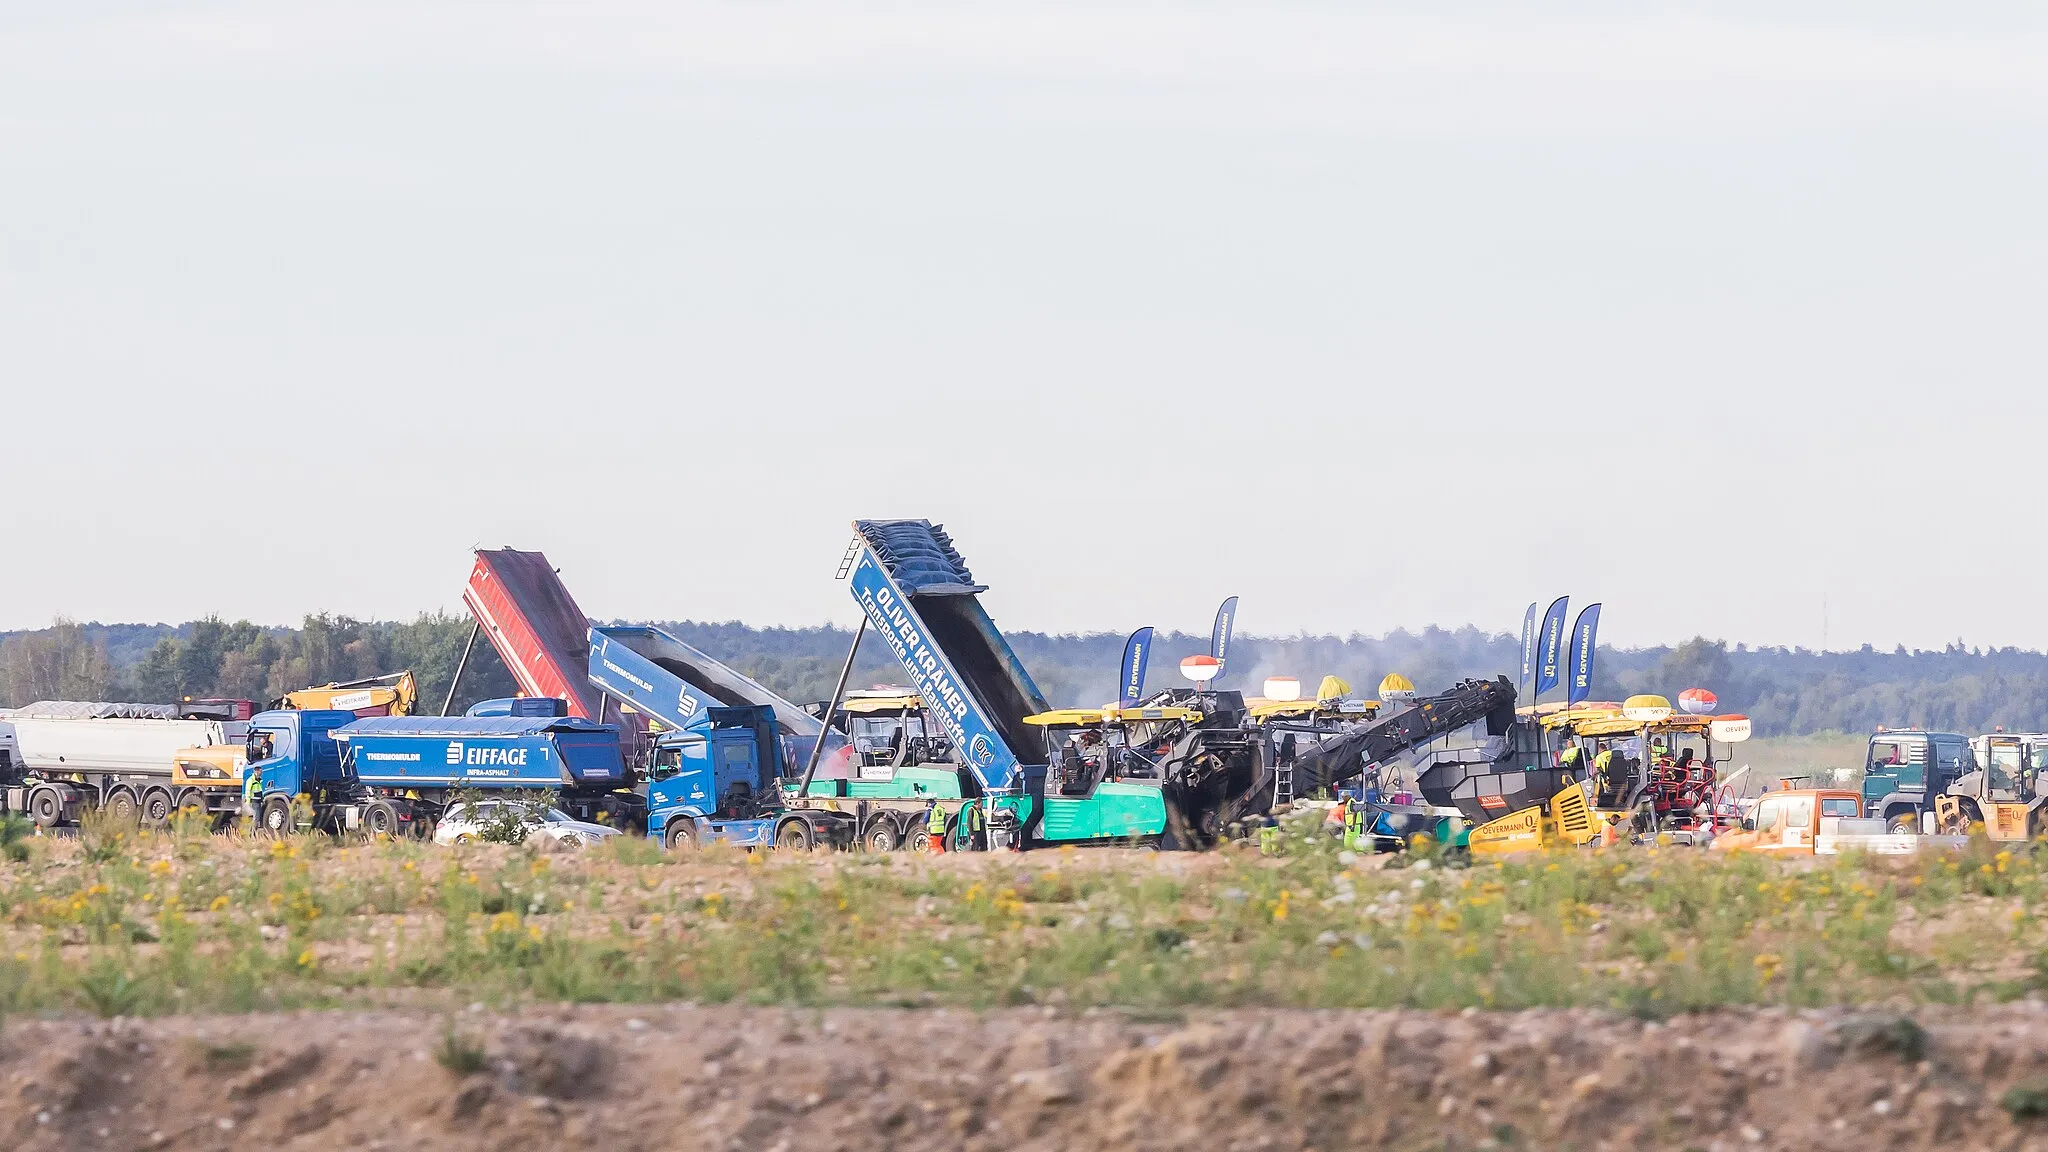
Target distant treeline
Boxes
[2,616,2043,739]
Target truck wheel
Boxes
[261,795,294,836]
[776,820,816,852]
[28,786,67,829]
[1886,812,1919,835]
[863,816,900,853]
[175,790,209,824]
[142,788,174,826]
[663,820,697,852]
[364,801,400,838]
[105,788,140,824]
[907,827,934,854]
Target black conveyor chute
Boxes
[1293,677,1518,791]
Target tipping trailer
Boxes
[828,519,1170,848]
[589,625,859,850]
[587,625,828,771]
[2,701,247,827]
[458,549,608,721]
[244,709,632,836]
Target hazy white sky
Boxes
[3,2,2043,650]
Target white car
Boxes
[432,801,623,847]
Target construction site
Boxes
[7,1,2040,1143]
[5,523,2048,1150]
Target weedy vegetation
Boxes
[0,814,2045,1018]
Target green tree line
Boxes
[3,616,2044,739]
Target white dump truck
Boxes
[1,700,252,827]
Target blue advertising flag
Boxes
[1534,596,1570,695]
[1118,627,1155,707]
[1209,597,1239,669]
[1567,604,1602,705]
[1517,602,1539,693]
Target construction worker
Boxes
[240,764,262,820]
[924,799,948,854]
[963,799,987,851]
[1591,745,1616,806]
[1559,741,1586,777]
[1342,799,1367,851]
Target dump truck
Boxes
[2,701,249,827]
[243,708,630,837]
[824,518,1171,849]
[1862,729,1976,833]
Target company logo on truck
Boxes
[600,656,654,696]
[850,552,1014,788]
[446,741,529,768]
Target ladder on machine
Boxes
[834,537,862,580]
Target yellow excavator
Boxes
[270,670,419,717]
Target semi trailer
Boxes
[2,701,253,827]
[243,709,633,836]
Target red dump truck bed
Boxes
[462,549,603,721]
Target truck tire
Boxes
[28,785,68,829]
[775,819,817,852]
[863,815,900,853]
[141,788,174,826]
[105,788,140,824]
[364,800,400,838]
[663,819,697,851]
[1885,811,1919,835]
[175,790,209,821]
[260,795,294,836]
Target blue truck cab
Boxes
[1862,729,1975,833]
[242,709,359,833]
[645,705,796,849]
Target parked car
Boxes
[431,800,622,847]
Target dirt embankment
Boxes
[9,1004,2048,1151]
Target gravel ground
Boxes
[11,1003,2048,1150]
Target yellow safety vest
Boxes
[926,805,946,834]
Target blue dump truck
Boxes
[243,708,632,836]
[585,627,860,850]
[640,703,860,850]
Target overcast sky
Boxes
[2,2,2042,651]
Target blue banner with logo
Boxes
[1566,603,1602,704]
[1118,627,1154,707]
[1517,602,1539,694]
[1210,596,1238,669]
[1534,596,1569,695]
